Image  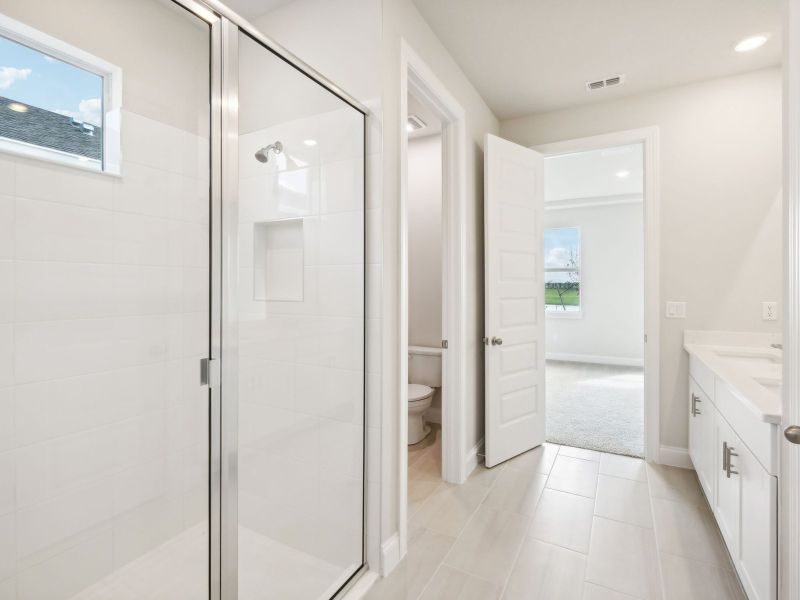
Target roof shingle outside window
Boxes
[0,95,102,161]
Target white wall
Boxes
[545,202,644,365]
[501,67,783,450]
[408,135,442,349]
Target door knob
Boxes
[785,425,800,444]
[491,337,503,346]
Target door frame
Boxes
[534,127,661,462]
[782,0,800,596]
[396,38,468,556]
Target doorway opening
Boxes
[543,143,645,457]
[536,130,659,461]
[395,40,469,561]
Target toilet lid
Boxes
[408,383,433,402]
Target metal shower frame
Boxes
[169,1,369,598]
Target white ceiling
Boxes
[413,0,783,119]
[545,143,643,204]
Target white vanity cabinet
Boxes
[688,376,716,501]
[687,353,778,600]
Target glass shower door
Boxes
[0,0,213,598]
[234,30,366,600]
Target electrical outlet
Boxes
[763,301,778,321]
[666,301,686,319]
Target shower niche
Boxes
[253,218,305,302]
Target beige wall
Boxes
[408,135,443,349]
[502,67,783,450]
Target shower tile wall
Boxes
[237,107,364,582]
[0,109,209,599]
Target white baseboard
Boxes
[659,445,693,469]
[463,438,484,480]
[546,352,644,368]
[380,533,400,576]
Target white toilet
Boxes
[408,345,442,445]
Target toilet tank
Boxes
[408,345,442,387]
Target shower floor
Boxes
[68,524,354,600]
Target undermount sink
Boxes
[713,348,783,366]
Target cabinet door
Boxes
[738,442,778,600]
[689,378,714,501]
[714,417,741,558]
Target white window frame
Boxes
[0,13,122,175]
[545,225,582,318]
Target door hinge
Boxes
[644,334,648,343]
[200,358,220,389]
[441,339,449,349]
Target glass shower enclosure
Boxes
[0,1,366,599]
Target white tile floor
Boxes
[366,429,747,600]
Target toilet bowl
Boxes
[407,345,442,445]
[408,383,434,444]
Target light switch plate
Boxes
[665,301,686,319]
[763,301,778,321]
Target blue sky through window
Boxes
[0,35,102,125]
[545,227,580,267]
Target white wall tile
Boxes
[0,513,15,582]
[0,262,12,324]
[15,160,113,210]
[0,159,14,197]
[317,211,364,266]
[15,427,115,507]
[0,576,14,600]
[15,262,115,322]
[112,162,172,218]
[113,213,169,266]
[16,529,113,600]
[0,452,13,517]
[15,198,113,263]
[0,326,12,388]
[321,159,363,214]
[16,480,113,558]
[0,196,13,259]
[0,388,12,453]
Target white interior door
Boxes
[484,133,545,468]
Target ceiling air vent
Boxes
[406,114,426,132]
[585,74,625,92]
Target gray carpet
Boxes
[546,360,644,457]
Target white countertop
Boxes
[684,330,782,424]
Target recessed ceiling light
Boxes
[616,170,630,178]
[735,34,770,53]
[7,102,27,113]
[303,139,317,146]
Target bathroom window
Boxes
[0,15,122,173]
[545,226,581,314]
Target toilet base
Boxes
[408,413,431,445]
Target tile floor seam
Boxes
[496,443,564,599]
[417,457,509,600]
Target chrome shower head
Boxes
[255,141,283,163]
